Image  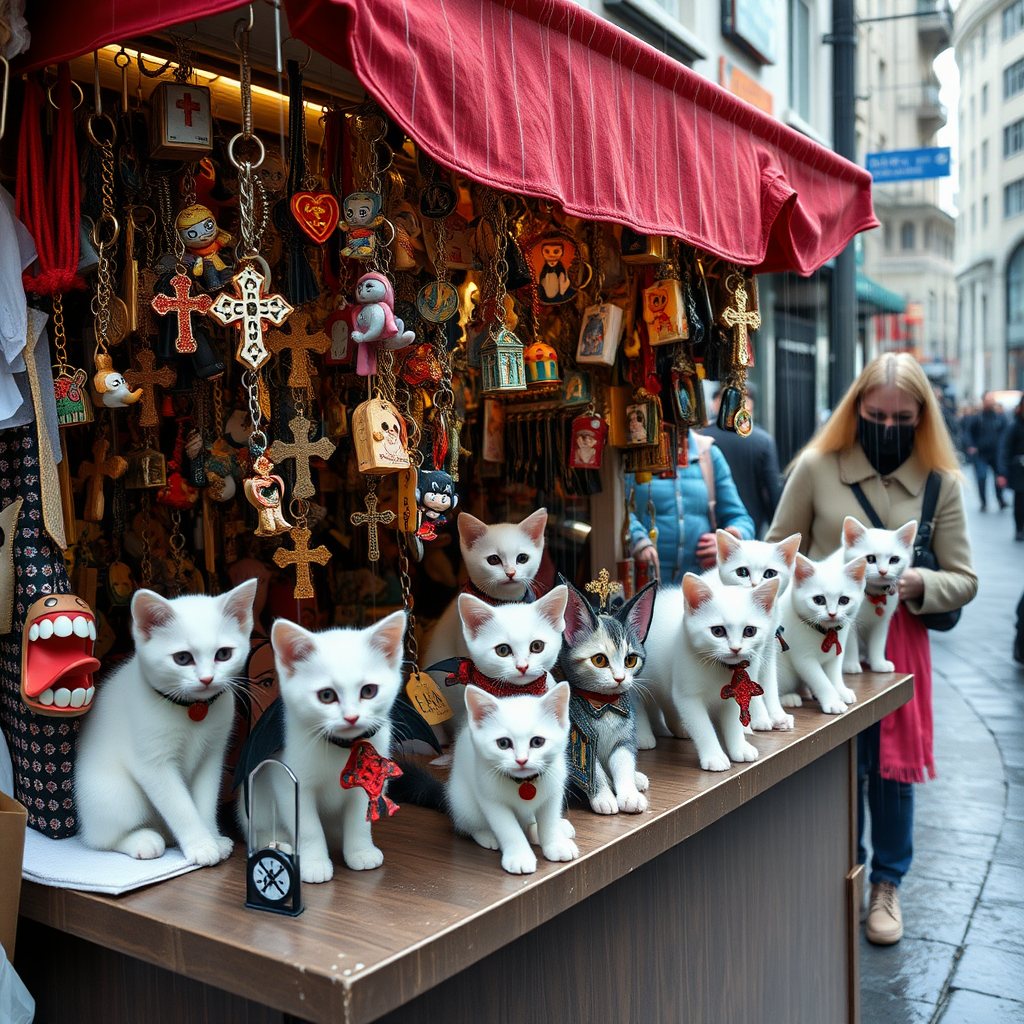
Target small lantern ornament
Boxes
[352,398,412,474]
[524,340,561,387]
[245,759,303,917]
[124,445,168,490]
[481,327,527,394]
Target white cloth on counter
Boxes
[22,830,201,894]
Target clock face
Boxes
[250,850,292,902]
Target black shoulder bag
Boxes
[849,473,961,632]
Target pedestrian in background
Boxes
[701,383,783,538]
[997,395,1024,542]
[933,385,964,459]
[965,392,1009,511]
[766,353,977,947]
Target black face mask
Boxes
[857,416,915,477]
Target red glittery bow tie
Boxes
[339,739,403,822]
[866,592,889,617]
[818,627,843,656]
[444,658,548,698]
[720,661,764,727]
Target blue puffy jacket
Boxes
[626,431,755,582]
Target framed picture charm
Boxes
[576,303,624,367]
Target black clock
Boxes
[246,843,303,916]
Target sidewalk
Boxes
[860,483,1024,1023]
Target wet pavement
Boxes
[860,483,1024,1022]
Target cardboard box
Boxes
[0,793,27,963]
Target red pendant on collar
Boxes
[820,629,842,656]
[339,739,403,821]
[518,780,538,800]
[866,592,888,617]
[188,702,209,722]
[720,661,764,727]
[445,658,548,698]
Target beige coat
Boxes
[765,443,978,617]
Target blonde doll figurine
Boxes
[176,204,234,290]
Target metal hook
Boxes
[234,4,255,50]
[280,36,312,71]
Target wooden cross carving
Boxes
[350,488,395,562]
[126,348,177,428]
[719,277,760,368]
[78,438,128,522]
[150,273,214,354]
[273,526,331,599]
[266,311,331,388]
[209,265,293,372]
[586,568,622,612]
[269,413,337,500]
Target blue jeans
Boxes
[857,722,914,886]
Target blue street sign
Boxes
[866,147,951,182]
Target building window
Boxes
[1006,118,1024,157]
[789,0,810,122]
[901,221,916,249]
[1005,57,1024,100]
[982,83,989,115]
[971,149,977,180]
[883,220,892,250]
[984,195,990,227]
[971,204,977,234]
[983,139,989,172]
[925,221,933,250]
[970,95,976,123]
[1009,244,1024,332]
[1005,0,1024,41]
[1005,178,1024,218]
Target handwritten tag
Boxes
[406,671,452,725]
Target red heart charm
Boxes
[290,191,341,245]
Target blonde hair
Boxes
[798,353,961,474]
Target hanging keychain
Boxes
[480,195,527,393]
[717,268,760,437]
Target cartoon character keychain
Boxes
[350,272,416,376]
[415,469,459,541]
[339,191,384,259]
[176,203,234,289]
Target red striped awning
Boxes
[285,0,878,275]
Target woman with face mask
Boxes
[766,353,977,947]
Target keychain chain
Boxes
[52,294,69,370]
[397,533,419,675]
[141,492,153,587]
[88,115,119,354]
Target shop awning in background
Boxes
[285,0,878,276]
[856,270,906,314]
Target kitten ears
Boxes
[620,581,657,642]
[844,556,868,585]
[457,512,489,550]
[271,619,318,675]
[560,578,598,645]
[843,516,868,548]
[131,589,175,641]
[751,577,780,615]
[682,573,715,612]
[367,609,408,670]
[542,681,571,729]
[775,534,801,569]
[221,578,258,629]
[458,593,495,638]
[519,507,548,546]
[793,554,816,585]
[896,520,918,548]
[715,529,742,564]
[465,684,500,726]
[536,584,568,632]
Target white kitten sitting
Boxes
[76,580,257,865]
[777,553,867,715]
[840,516,917,675]
[636,574,779,772]
[447,682,578,874]
[241,611,407,881]
[712,530,801,732]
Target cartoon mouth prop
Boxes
[20,595,101,717]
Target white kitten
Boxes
[422,508,548,671]
[841,517,917,674]
[712,530,801,732]
[240,611,407,882]
[777,553,867,714]
[76,580,258,864]
[447,682,578,874]
[636,574,779,772]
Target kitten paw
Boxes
[749,711,775,732]
[560,818,576,840]
[844,661,864,675]
[344,846,384,871]
[542,838,579,863]
[728,741,759,763]
[819,699,849,715]
[589,792,619,815]
[182,837,224,867]
[781,693,803,708]
[869,659,895,674]
[617,791,648,814]
[216,835,234,860]
[837,685,858,704]
[501,849,538,874]
[636,732,657,751]
[772,713,796,731]
[301,857,335,883]
[700,752,732,772]
[473,829,500,850]
[118,829,165,860]
[634,770,650,792]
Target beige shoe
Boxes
[865,881,903,945]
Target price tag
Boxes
[406,671,453,725]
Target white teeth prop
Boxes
[54,688,72,708]
[73,616,91,638]
[28,623,39,642]
[88,621,97,641]
[53,615,73,637]
[85,687,95,704]
[70,689,85,708]
[38,619,54,640]
[38,689,54,706]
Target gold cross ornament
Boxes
[350,487,396,562]
[126,347,178,428]
[273,526,332,600]
[269,413,337,500]
[719,274,760,368]
[266,311,332,389]
[586,568,623,612]
[78,438,128,522]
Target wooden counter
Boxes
[16,672,911,1024]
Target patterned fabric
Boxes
[443,658,547,697]
[0,422,78,838]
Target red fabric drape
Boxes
[285,0,878,275]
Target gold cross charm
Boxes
[78,438,128,523]
[350,487,395,562]
[586,568,623,612]
[266,310,332,389]
[126,347,177,428]
[269,413,337,500]
[719,275,760,368]
[273,526,332,600]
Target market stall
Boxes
[0,1,887,1021]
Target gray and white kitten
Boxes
[559,580,657,814]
